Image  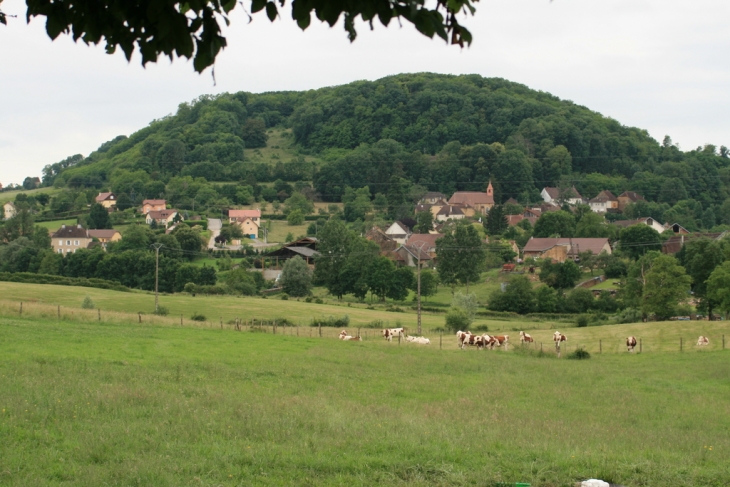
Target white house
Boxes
[384,221,411,244]
[146,209,180,228]
[541,186,583,206]
[3,201,16,220]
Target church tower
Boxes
[487,180,494,196]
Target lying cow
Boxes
[697,336,710,346]
[406,336,431,345]
[519,331,534,344]
[382,328,404,342]
[338,330,361,341]
[626,336,637,352]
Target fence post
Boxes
[138,313,142,323]
[640,338,643,353]
[297,325,299,337]
[540,342,543,353]
[181,314,183,326]
[19,302,22,316]
[318,323,321,338]
[58,305,60,319]
[680,337,683,352]
[599,340,602,354]
[220,317,222,329]
[398,332,401,345]
[357,327,361,338]
[273,321,277,335]
[439,331,442,350]
[723,335,725,350]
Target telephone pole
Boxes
[151,243,164,313]
[412,240,428,336]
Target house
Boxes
[394,244,433,267]
[418,192,448,205]
[664,223,690,235]
[142,199,166,214]
[234,217,259,239]
[51,225,92,254]
[447,182,495,216]
[541,186,583,206]
[95,192,117,209]
[365,227,398,253]
[662,232,727,254]
[87,229,122,248]
[146,209,180,227]
[263,237,319,266]
[523,237,612,262]
[435,205,466,222]
[589,190,619,213]
[506,208,540,227]
[617,191,645,212]
[405,233,444,259]
[612,217,665,234]
[3,201,16,220]
[227,209,261,225]
[384,221,411,244]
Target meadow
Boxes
[1,306,729,486]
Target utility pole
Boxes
[412,240,428,336]
[151,243,164,313]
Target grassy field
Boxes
[0,186,59,204]
[265,220,310,243]
[35,219,78,232]
[0,313,728,486]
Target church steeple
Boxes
[487,180,493,196]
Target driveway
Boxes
[207,218,222,249]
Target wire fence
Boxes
[2,300,728,355]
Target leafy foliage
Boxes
[280,256,312,297]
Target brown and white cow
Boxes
[626,336,637,352]
[492,335,510,350]
[697,336,710,346]
[382,328,404,342]
[456,331,471,349]
[553,331,567,351]
[339,330,361,341]
[519,331,534,344]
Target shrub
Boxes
[613,307,643,324]
[576,314,590,327]
[154,306,169,316]
[567,347,591,360]
[281,293,289,300]
[314,298,323,304]
[385,305,404,313]
[309,315,350,328]
[445,308,470,332]
[81,296,95,309]
[190,313,206,322]
[472,324,489,332]
[305,296,313,303]
[365,319,385,329]
[183,282,198,295]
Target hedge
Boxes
[178,220,208,230]
[0,272,130,292]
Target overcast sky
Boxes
[1,0,728,186]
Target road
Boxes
[207,218,222,249]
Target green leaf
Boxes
[251,0,267,13]
[265,2,277,21]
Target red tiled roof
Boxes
[523,238,610,255]
[95,192,115,202]
[448,192,494,206]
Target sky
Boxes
[1,0,729,186]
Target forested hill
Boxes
[45,73,729,218]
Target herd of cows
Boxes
[338,328,714,352]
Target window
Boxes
[58,249,63,254]
[66,240,71,245]
[74,240,79,246]
[58,240,63,246]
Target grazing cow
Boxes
[456,331,471,349]
[382,328,404,342]
[626,336,637,352]
[406,336,431,345]
[697,336,710,346]
[484,335,499,350]
[492,335,510,350]
[519,331,534,344]
[339,330,361,341]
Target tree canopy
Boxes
[8,0,479,73]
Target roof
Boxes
[507,215,538,226]
[505,198,520,205]
[543,187,582,200]
[421,192,447,200]
[365,227,398,252]
[618,191,644,202]
[264,245,320,259]
[148,209,178,219]
[88,229,120,239]
[52,224,89,239]
[385,221,410,235]
[228,209,261,218]
[235,217,260,226]
[437,205,464,216]
[612,217,660,228]
[406,233,444,249]
[448,192,494,206]
[589,190,617,203]
[662,233,726,254]
[523,237,610,255]
[95,192,115,202]
[3,201,15,208]
[415,204,433,213]
[142,199,166,206]
[397,245,432,261]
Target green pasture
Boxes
[35,219,78,232]
[0,186,59,204]
[0,315,729,486]
[264,220,309,243]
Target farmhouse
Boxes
[87,229,122,249]
[95,192,117,209]
[405,233,443,259]
[3,201,16,220]
[52,224,92,254]
[588,190,618,213]
[233,217,259,239]
[523,237,612,262]
[540,186,583,206]
[227,209,261,225]
[384,221,411,244]
[612,217,665,234]
[617,191,645,211]
[435,205,466,222]
[365,227,398,253]
[394,244,432,267]
[146,209,180,228]
[662,232,728,254]
[142,199,166,214]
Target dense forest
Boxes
[28,72,730,230]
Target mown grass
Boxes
[34,218,79,232]
[0,186,59,204]
[0,315,728,486]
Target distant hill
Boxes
[44,73,729,224]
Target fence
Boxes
[2,300,728,355]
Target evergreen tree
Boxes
[87,203,112,229]
[485,205,508,235]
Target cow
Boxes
[456,331,471,349]
[406,336,431,345]
[339,330,361,341]
[519,331,534,344]
[553,331,567,351]
[382,328,405,342]
[626,336,637,352]
[697,336,710,346]
[492,335,510,350]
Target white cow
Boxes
[406,336,431,345]
[697,336,710,346]
[382,328,404,342]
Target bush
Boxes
[445,308,470,332]
[191,313,206,322]
[613,307,643,324]
[154,306,169,316]
[81,296,95,309]
[314,298,323,304]
[471,324,489,332]
[576,314,589,327]
[567,347,591,360]
[305,296,313,303]
[0,272,129,292]
[309,315,350,328]
[281,293,289,300]
[604,259,628,278]
[385,305,404,313]
[365,319,385,329]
